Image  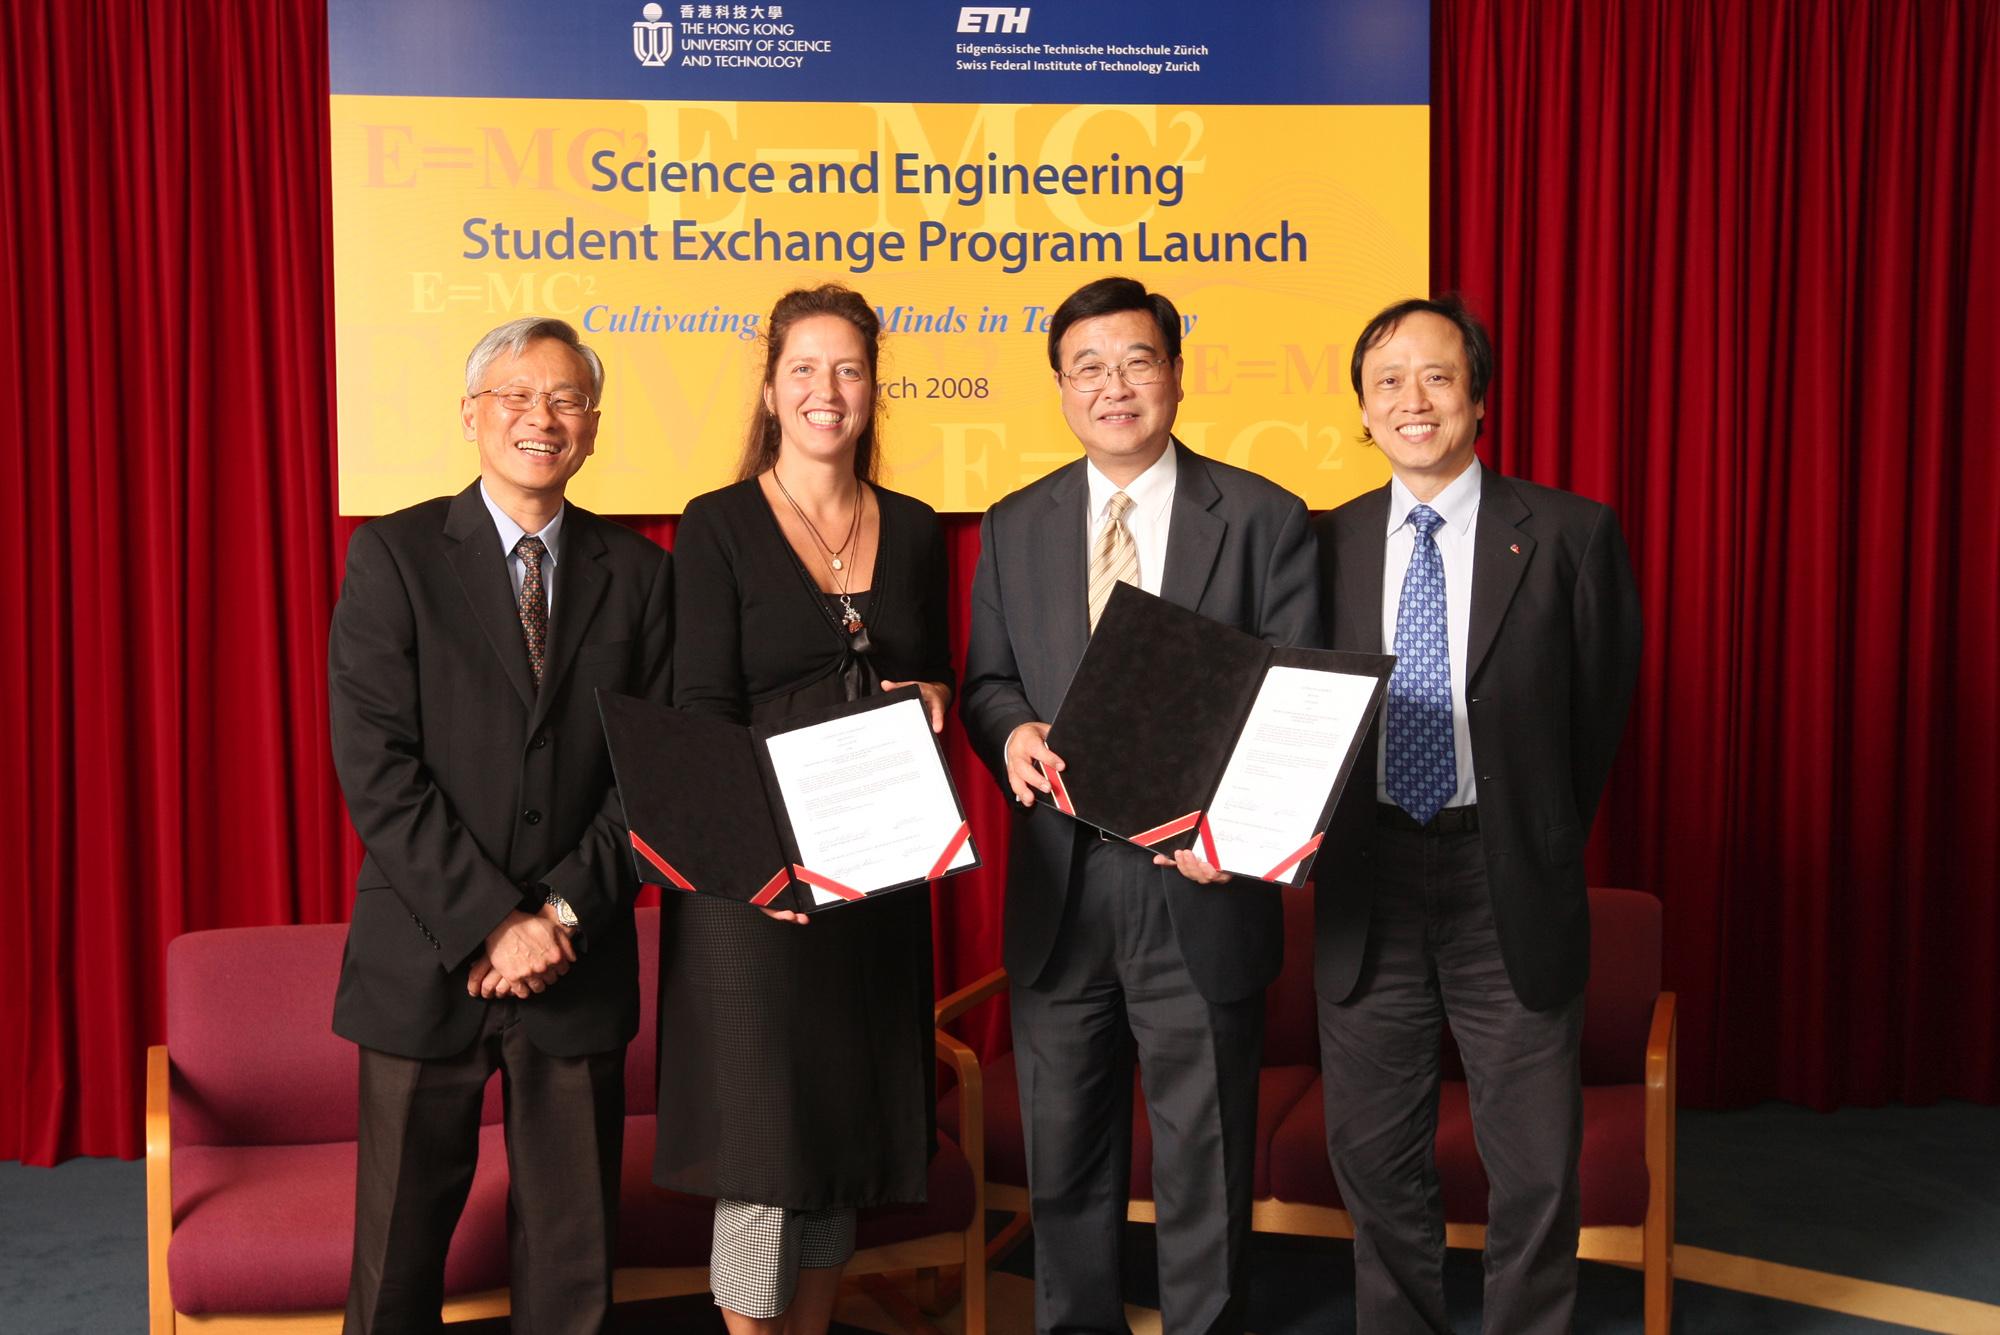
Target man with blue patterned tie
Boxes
[1311,298,1641,1335]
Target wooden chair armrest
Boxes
[924,1027,988,1327]
[935,1028,985,1218]
[1645,991,1677,1097]
[935,966,1010,1027]
[146,1045,174,1335]
[1643,989,1678,1311]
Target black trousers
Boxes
[1318,823,1584,1335]
[1010,837,1264,1335]
[345,1000,626,1335]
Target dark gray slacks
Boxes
[346,1000,625,1335]
[1011,837,1265,1335]
[1318,825,1585,1335]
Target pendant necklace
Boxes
[772,468,860,571]
[773,470,868,635]
[831,522,870,636]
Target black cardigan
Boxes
[672,477,953,719]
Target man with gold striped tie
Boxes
[961,276,1319,1335]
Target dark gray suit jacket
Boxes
[960,442,1320,1004]
[329,483,673,1059]
[1313,467,1641,1012]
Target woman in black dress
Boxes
[655,285,953,1335]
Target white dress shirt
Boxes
[480,481,567,619]
[1376,458,1481,808]
[1084,444,1178,598]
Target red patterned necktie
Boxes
[516,535,547,686]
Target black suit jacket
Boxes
[960,442,1320,1004]
[1313,467,1641,1012]
[329,483,673,1059]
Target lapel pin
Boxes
[1509,543,1521,554]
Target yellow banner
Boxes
[332,97,1422,513]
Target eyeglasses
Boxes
[469,386,595,417]
[1059,357,1170,392]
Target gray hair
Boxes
[463,316,605,404]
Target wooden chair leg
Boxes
[858,1274,951,1335]
[914,1264,958,1315]
[1643,993,1678,1335]
[962,1245,987,1335]
[145,1046,176,1335]
[1644,1245,1673,1335]
[984,1210,1031,1267]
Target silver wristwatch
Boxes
[544,889,579,931]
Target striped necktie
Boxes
[1087,491,1139,631]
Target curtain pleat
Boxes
[1436,0,2000,1107]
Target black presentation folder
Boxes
[1040,583,1394,885]
[598,686,980,914]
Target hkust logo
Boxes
[634,3,674,65]
[958,6,1029,33]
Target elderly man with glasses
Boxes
[328,316,673,1334]
[961,276,1320,1335]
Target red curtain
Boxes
[3,0,1995,1163]
[1435,0,2000,1106]
[4,0,354,1164]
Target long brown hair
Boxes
[736,285,883,482]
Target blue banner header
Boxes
[330,0,1427,105]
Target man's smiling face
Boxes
[461,337,600,513]
[1358,310,1485,496]
[1055,308,1184,479]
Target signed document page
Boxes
[1204,665,1380,883]
[762,696,976,907]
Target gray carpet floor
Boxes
[3,1102,1994,1333]
[1060,1101,2000,1333]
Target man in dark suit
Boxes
[961,276,1318,1335]
[1313,297,1641,1334]
[329,316,672,1334]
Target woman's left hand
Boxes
[1154,847,1233,884]
[880,679,952,733]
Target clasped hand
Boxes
[466,904,577,999]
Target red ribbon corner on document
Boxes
[927,820,972,880]
[748,868,792,907]
[630,831,695,893]
[1132,810,1204,848]
[791,863,864,902]
[1264,832,1325,884]
[1197,813,1220,866]
[1043,762,1075,815]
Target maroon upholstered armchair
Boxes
[146,905,987,1333]
[937,884,1676,1335]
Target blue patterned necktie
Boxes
[1385,504,1456,824]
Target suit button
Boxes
[530,732,548,750]
[523,809,542,825]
